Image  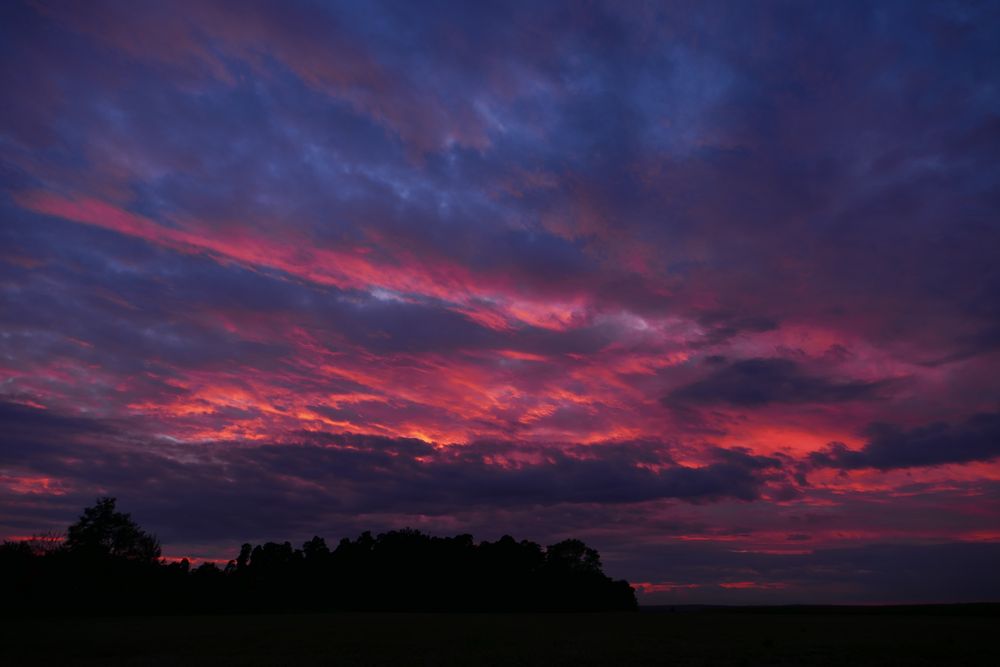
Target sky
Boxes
[1,0,999,605]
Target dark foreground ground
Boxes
[2,607,998,666]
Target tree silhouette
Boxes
[302,536,330,561]
[65,497,161,563]
[546,539,602,574]
[5,500,637,614]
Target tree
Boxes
[545,539,602,574]
[65,497,161,564]
[302,536,330,561]
[9,499,637,613]
[235,543,252,571]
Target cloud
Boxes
[810,412,1000,471]
[2,0,1000,603]
[0,402,793,539]
[665,358,889,407]
[0,400,114,453]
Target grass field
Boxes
[2,608,998,666]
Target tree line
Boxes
[2,498,637,613]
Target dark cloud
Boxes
[810,412,1000,471]
[0,400,113,451]
[0,402,791,542]
[665,358,889,407]
[693,314,780,347]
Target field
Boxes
[2,608,998,666]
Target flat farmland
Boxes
[2,608,997,666]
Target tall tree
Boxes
[65,497,161,563]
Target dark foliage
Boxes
[65,497,161,562]
[2,498,636,614]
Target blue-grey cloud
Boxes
[666,358,890,407]
[810,413,1000,471]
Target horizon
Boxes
[1,0,999,606]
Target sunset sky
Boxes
[2,0,999,604]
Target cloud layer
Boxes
[2,0,999,603]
